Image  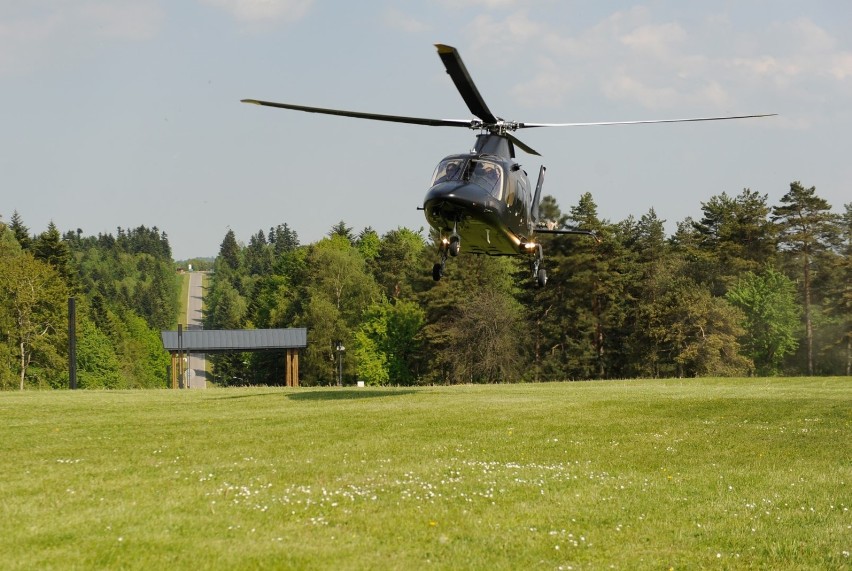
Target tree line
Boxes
[0,213,177,389]
[2,180,849,389]
[205,183,850,386]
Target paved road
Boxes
[186,271,208,389]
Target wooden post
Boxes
[294,350,299,387]
[284,351,291,387]
[170,353,178,389]
[284,349,300,387]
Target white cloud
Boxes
[730,56,802,83]
[468,11,542,56]
[436,0,523,8]
[783,17,837,54]
[79,1,164,41]
[619,22,686,57]
[510,57,575,108]
[199,0,313,23]
[383,8,430,34]
[0,1,164,75]
[602,74,681,110]
[726,18,852,89]
[459,9,851,117]
[829,52,852,80]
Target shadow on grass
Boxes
[287,389,417,401]
[203,388,417,401]
[206,391,283,400]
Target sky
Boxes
[2,1,850,260]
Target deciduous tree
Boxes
[354,298,424,385]
[0,251,69,389]
[726,266,799,375]
[76,319,122,388]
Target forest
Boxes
[204,182,850,385]
[1,181,850,389]
[0,215,177,390]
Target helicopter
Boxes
[242,44,775,287]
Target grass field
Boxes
[1,379,849,570]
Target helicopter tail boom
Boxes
[536,226,600,243]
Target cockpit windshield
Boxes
[430,158,504,200]
[467,159,503,199]
[431,159,464,185]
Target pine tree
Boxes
[245,230,272,276]
[823,203,852,375]
[772,182,840,374]
[563,193,627,379]
[33,221,75,287]
[620,209,674,377]
[692,189,776,294]
[328,220,355,244]
[271,223,299,256]
[218,229,241,273]
[9,211,32,251]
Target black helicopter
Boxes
[243,44,774,286]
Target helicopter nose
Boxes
[424,181,494,209]
[422,181,503,233]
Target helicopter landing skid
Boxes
[432,247,448,281]
[528,243,547,287]
[433,222,460,281]
[448,220,461,257]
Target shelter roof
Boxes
[160,328,307,353]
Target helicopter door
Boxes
[512,177,530,209]
[505,180,517,207]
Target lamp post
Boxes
[334,340,345,387]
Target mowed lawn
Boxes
[0,379,849,570]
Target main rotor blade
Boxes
[506,133,541,156]
[517,113,777,128]
[241,99,473,128]
[435,44,499,125]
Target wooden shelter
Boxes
[160,328,307,387]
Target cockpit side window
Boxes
[431,159,464,185]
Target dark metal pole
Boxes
[68,297,77,390]
[177,324,183,389]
